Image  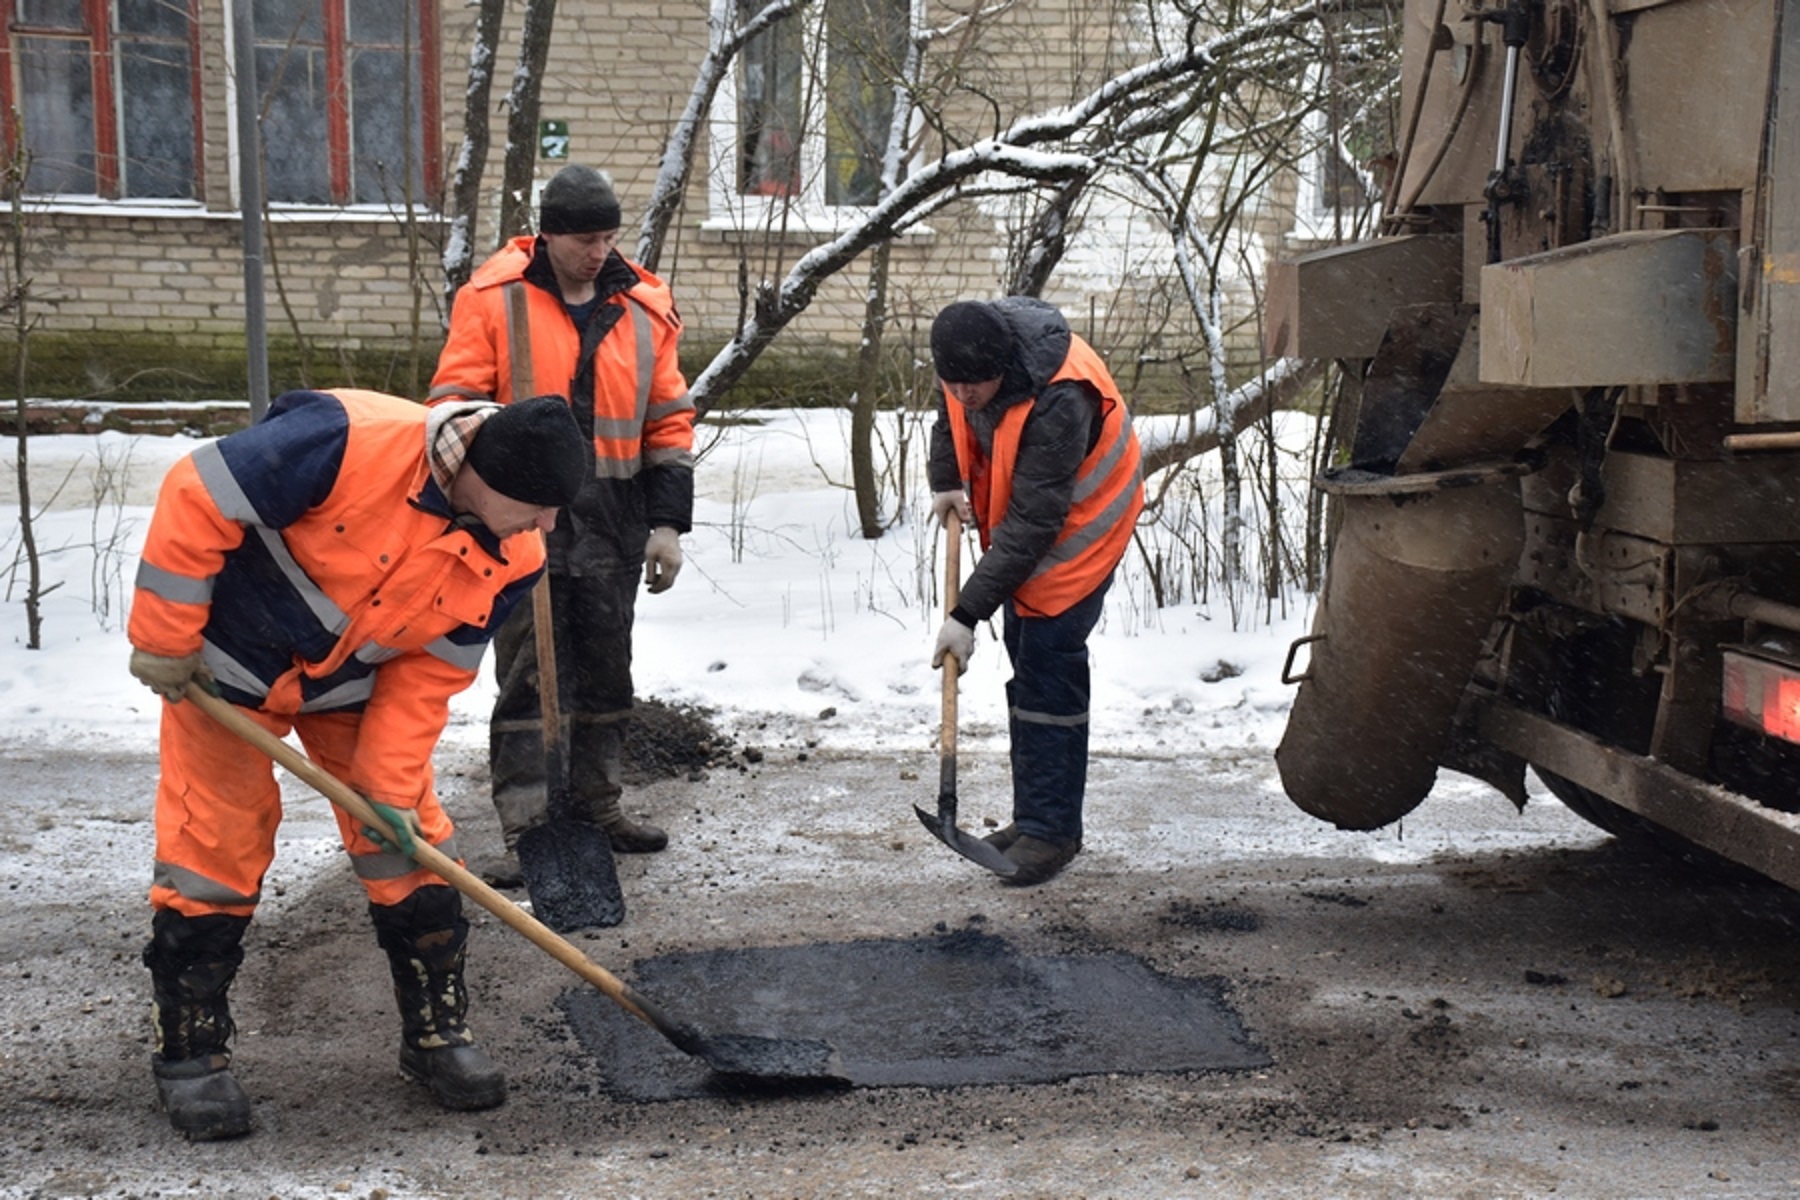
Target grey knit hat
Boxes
[538,165,622,234]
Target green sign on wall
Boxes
[539,120,569,160]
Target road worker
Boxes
[926,299,1145,886]
[430,164,696,883]
[127,389,588,1138]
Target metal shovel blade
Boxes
[517,812,626,932]
[914,794,1018,877]
[690,1031,849,1090]
[625,983,849,1089]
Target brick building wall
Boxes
[8,0,1284,404]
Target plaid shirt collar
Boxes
[425,401,499,496]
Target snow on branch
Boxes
[637,0,810,271]
[687,0,1362,413]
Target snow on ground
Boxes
[0,407,1314,763]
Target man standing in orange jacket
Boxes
[127,389,589,1139]
[927,299,1145,886]
[430,165,696,882]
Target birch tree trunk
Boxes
[498,0,558,242]
[443,0,507,306]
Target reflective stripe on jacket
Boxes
[946,337,1145,618]
[128,388,546,807]
[428,236,696,484]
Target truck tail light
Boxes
[1722,650,1800,745]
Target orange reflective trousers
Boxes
[150,698,459,920]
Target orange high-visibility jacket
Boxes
[946,337,1145,618]
[128,388,546,809]
[429,236,695,494]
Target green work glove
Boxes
[363,799,423,857]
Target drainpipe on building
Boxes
[232,0,269,421]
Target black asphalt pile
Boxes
[562,929,1269,1101]
[623,697,735,783]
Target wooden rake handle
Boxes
[184,683,659,1028]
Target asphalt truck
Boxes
[1266,0,1800,886]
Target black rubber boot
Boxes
[372,888,506,1112]
[573,720,667,853]
[1001,834,1082,886]
[143,911,254,1141]
[983,823,1021,853]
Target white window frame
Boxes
[1288,61,1383,241]
[705,0,913,235]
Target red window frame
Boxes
[0,0,207,200]
[255,0,442,207]
[0,0,444,207]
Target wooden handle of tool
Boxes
[531,575,563,752]
[941,512,962,754]
[183,683,653,1025]
[1724,431,1800,452]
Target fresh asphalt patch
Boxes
[561,928,1268,1100]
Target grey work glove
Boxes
[932,617,975,675]
[128,649,215,702]
[930,489,972,529]
[644,526,683,594]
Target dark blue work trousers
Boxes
[1001,575,1112,844]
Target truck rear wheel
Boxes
[1537,618,1761,876]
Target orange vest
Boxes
[946,338,1144,618]
[429,237,695,480]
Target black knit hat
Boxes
[930,301,1012,383]
[465,395,588,507]
[539,165,622,234]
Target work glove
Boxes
[932,616,975,675]
[930,489,972,529]
[128,649,214,702]
[362,799,423,858]
[644,526,683,594]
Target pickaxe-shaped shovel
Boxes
[914,511,1017,877]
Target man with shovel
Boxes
[126,388,589,1138]
[430,164,696,885]
[926,298,1145,886]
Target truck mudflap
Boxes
[1277,461,1527,830]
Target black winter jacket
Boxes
[927,298,1102,624]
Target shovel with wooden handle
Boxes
[502,280,625,932]
[513,574,627,931]
[185,682,845,1087]
[913,511,1017,877]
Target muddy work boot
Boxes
[1001,835,1082,887]
[983,823,1020,854]
[143,911,254,1141]
[573,722,667,853]
[473,846,524,890]
[372,888,506,1112]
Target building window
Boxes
[252,0,441,207]
[823,0,903,206]
[1290,55,1389,240]
[3,0,201,199]
[738,5,802,198]
[718,0,909,223]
